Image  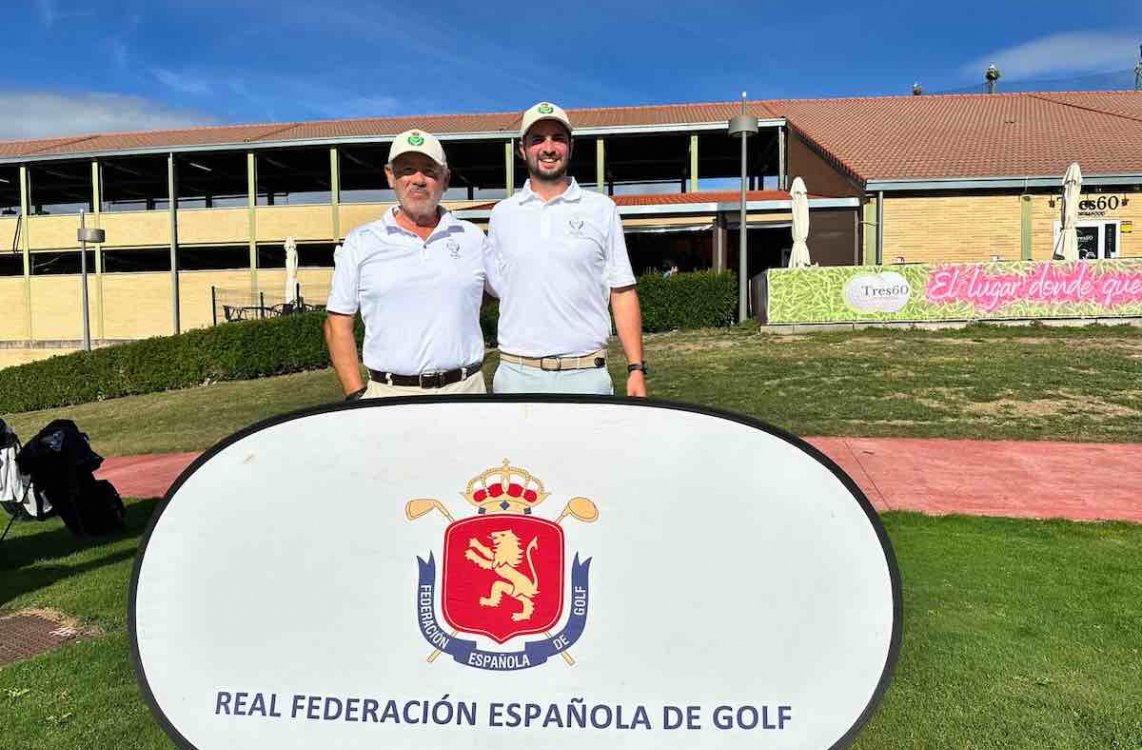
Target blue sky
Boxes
[2,0,1140,139]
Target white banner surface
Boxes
[130,396,901,750]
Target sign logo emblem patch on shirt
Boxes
[406,459,597,671]
[446,239,461,259]
[568,217,585,237]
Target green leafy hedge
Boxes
[636,270,737,332]
[0,312,361,413]
[0,270,736,412]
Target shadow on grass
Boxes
[0,499,160,608]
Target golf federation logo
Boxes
[406,460,597,671]
[408,132,425,146]
[445,239,461,259]
[568,216,585,237]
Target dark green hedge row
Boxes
[636,270,737,332]
[0,271,736,413]
[0,312,362,413]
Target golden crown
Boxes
[463,459,550,515]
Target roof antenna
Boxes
[985,64,1001,94]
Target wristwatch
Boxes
[345,387,367,402]
[627,362,649,375]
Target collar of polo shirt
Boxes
[378,205,461,238]
[519,177,584,204]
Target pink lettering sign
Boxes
[925,263,1142,312]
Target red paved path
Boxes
[97,438,1142,523]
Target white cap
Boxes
[519,101,572,139]
[388,129,447,167]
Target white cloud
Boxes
[152,68,213,95]
[0,91,214,140]
[963,31,1142,82]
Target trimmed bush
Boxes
[0,312,358,413]
[0,270,736,412]
[636,270,737,332]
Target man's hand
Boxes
[626,369,647,398]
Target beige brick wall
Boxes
[101,211,171,248]
[1028,193,1141,260]
[101,273,176,339]
[0,277,29,339]
[0,217,20,251]
[339,203,390,238]
[0,348,74,369]
[882,195,1023,263]
[178,270,254,330]
[180,208,250,245]
[256,205,334,242]
[27,215,81,251]
[29,276,84,339]
[255,268,334,302]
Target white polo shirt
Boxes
[326,206,497,374]
[489,178,636,357]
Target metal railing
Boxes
[210,285,326,326]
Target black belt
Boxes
[368,362,482,389]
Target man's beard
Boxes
[528,156,569,183]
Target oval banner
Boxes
[130,396,901,750]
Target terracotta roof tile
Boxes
[771,91,1142,182]
[2,92,1139,185]
[0,101,780,159]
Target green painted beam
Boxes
[596,139,605,192]
[91,159,104,337]
[330,147,341,240]
[18,165,30,275]
[504,140,515,198]
[167,153,181,335]
[689,134,699,193]
[247,151,257,290]
[1020,194,1032,260]
[18,165,31,339]
[863,195,878,265]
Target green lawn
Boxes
[2,507,1139,748]
[5,323,1142,456]
[2,323,1141,748]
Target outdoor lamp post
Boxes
[728,92,758,322]
[77,210,105,352]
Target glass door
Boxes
[1058,221,1120,259]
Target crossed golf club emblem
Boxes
[406,482,598,666]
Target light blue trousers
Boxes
[492,361,614,395]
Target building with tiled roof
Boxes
[0,91,1139,366]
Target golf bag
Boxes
[2,418,53,543]
[2,417,55,510]
[16,419,124,538]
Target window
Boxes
[31,250,97,275]
[1058,220,1120,260]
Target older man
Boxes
[324,129,497,400]
[489,101,647,397]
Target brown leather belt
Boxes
[499,350,607,371]
[368,361,482,388]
